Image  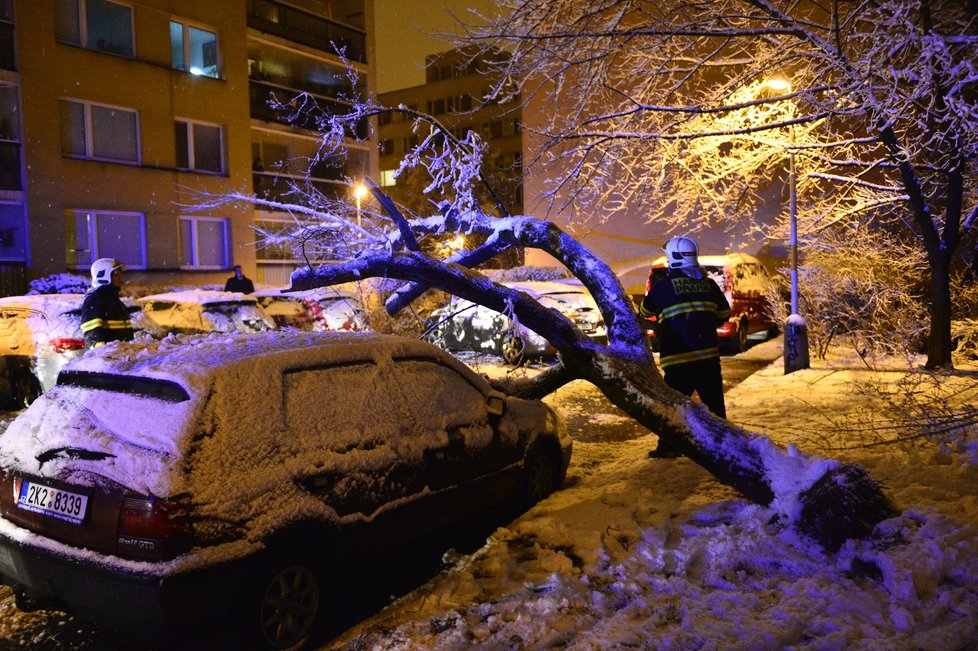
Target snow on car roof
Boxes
[136,289,257,305]
[65,330,460,393]
[650,252,763,267]
[0,293,85,312]
[503,280,591,298]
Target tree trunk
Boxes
[536,349,899,551]
[925,250,954,369]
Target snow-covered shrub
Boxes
[27,273,90,295]
[770,232,928,361]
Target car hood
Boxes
[0,385,200,496]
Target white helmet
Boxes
[91,258,125,287]
[663,236,699,269]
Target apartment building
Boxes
[377,46,522,221]
[0,0,375,295]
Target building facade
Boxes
[0,0,375,295]
[377,46,522,221]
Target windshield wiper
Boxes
[36,447,116,467]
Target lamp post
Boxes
[353,183,368,229]
[763,78,809,374]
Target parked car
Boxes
[252,290,313,330]
[0,294,168,408]
[137,290,275,334]
[424,281,606,364]
[255,287,369,333]
[0,331,571,647]
[635,253,778,354]
[0,294,86,408]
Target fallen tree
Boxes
[201,71,898,551]
[273,183,898,552]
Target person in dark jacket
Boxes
[81,258,134,350]
[224,265,255,294]
[640,236,731,457]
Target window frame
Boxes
[65,209,147,270]
[174,118,225,174]
[55,0,136,58]
[179,215,229,270]
[169,17,221,79]
[60,98,141,164]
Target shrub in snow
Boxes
[27,273,89,295]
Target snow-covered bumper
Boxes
[0,526,248,637]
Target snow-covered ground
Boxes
[324,346,978,650]
[0,343,976,649]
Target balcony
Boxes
[0,23,13,71]
[253,171,347,207]
[246,0,366,64]
[0,141,20,190]
[249,80,369,139]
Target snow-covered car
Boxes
[252,290,313,330]
[254,287,369,332]
[637,253,778,354]
[0,331,571,647]
[136,290,275,335]
[0,294,87,408]
[424,281,607,364]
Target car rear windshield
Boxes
[57,370,190,402]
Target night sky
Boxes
[373,0,496,92]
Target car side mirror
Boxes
[486,390,506,416]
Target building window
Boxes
[0,202,26,261]
[379,139,394,154]
[59,99,140,163]
[55,0,134,58]
[180,216,228,268]
[175,119,224,173]
[170,20,219,78]
[377,111,392,126]
[65,209,146,270]
[379,169,397,187]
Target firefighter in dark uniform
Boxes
[640,236,731,457]
[81,258,134,349]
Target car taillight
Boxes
[49,338,85,353]
[118,494,191,560]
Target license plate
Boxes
[15,480,88,525]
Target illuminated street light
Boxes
[353,183,368,229]
[763,77,809,373]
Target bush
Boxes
[27,273,90,295]
[769,232,928,361]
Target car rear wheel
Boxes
[736,319,748,352]
[12,372,41,409]
[521,445,560,506]
[243,555,323,650]
[501,335,525,366]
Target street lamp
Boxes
[763,77,809,373]
[353,183,368,229]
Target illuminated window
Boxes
[170,19,219,78]
[379,169,397,187]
